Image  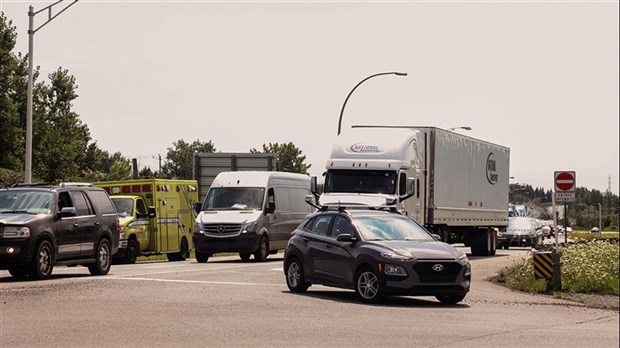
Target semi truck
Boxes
[94,179,199,263]
[193,152,276,202]
[314,125,510,256]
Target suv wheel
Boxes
[285,257,310,293]
[254,236,269,262]
[354,267,382,303]
[88,239,111,276]
[29,240,54,280]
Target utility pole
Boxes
[25,0,79,183]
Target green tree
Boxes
[33,68,91,182]
[250,142,310,174]
[0,13,28,172]
[162,139,217,179]
[108,160,131,181]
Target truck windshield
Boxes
[111,197,134,218]
[0,190,53,214]
[323,170,396,194]
[203,187,265,211]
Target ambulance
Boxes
[94,179,199,263]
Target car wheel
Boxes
[195,251,209,263]
[239,253,251,261]
[285,257,310,293]
[254,236,269,262]
[436,295,466,304]
[354,267,382,303]
[29,240,54,280]
[8,268,29,278]
[124,239,140,264]
[88,239,111,276]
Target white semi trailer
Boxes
[314,125,510,256]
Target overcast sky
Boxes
[1,0,618,194]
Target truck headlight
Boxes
[3,226,30,238]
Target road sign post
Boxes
[551,171,576,291]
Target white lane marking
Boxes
[271,267,282,271]
[113,263,277,278]
[106,277,285,287]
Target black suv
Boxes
[0,183,120,280]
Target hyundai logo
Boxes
[217,225,225,233]
[432,264,444,272]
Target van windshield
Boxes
[323,170,397,194]
[203,187,265,211]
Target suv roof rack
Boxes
[10,182,56,188]
[59,182,94,187]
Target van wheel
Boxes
[254,236,269,262]
[88,239,111,276]
[29,240,54,280]
[124,239,139,264]
[8,268,29,278]
[196,251,209,263]
[239,253,251,261]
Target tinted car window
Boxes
[71,191,93,216]
[331,215,353,238]
[305,215,333,236]
[87,189,117,215]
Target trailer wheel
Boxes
[471,228,494,256]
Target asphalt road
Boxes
[1,246,618,348]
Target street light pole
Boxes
[337,72,407,135]
[25,0,79,183]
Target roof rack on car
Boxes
[58,182,94,187]
[319,204,400,213]
[10,182,56,188]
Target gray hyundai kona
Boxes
[283,206,471,304]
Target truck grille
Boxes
[413,261,462,283]
[203,223,242,237]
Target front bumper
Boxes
[112,239,128,258]
[0,239,35,268]
[378,259,471,297]
[193,232,261,254]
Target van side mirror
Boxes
[148,206,156,218]
[194,202,202,214]
[266,201,275,214]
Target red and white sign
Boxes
[554,171,576,192]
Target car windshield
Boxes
[0,190,53,214]
[111,197,134,218]
[203,187,265,211]
[323,170,396,194]
[352,214,434,241]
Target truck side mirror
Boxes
[310,176,317,194]
[147,206,156,218]
[194,202,202,214]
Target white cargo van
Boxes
[193,171,312,263]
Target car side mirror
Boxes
[336,233,357,243]
[148,206,156,218]
[57,206,76,218]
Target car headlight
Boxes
[384,264,408,276]
[381,251,413,261]
[3,226,31,238]
[242,221,257,233]
[457,253,468,262]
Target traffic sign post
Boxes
[551,171,576,291]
